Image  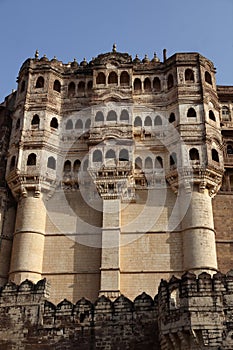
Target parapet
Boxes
[158,271,233,349]
[2,273,233,348]
[0,278,159,349]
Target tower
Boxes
[165,53,224,274]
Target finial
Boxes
[71,58,78,67]
[35,49,39,59]
[151,52,160,63]
[142,54,150,63]
[112,43,117,53]
[53,56,57,60]
[133,54,141,64]
[43,54,47,58]
[80,57,88,67]
[163,49,167,62]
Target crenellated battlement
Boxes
[2,275,233,348]
[0,278,159,349]
[158,271,233,349]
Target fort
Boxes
[0,46,233,348]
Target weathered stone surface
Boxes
[0,48,233,348]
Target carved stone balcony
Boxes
[89,161,134,201]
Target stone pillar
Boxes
[100,199,121,299]
[9,191,46,284]
[180,187,217,274]
[0,192,15,285]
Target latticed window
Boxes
[222,106,230,121]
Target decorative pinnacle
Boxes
[112,43,117,53]
[35,49,39,59]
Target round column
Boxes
[9,191,46,284]
[180,187,217,274]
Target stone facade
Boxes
[1,273,233,349]
[0,46,233,348]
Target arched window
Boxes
[134,116,142,127]
[120,110,129,122]
[170,152,177,167]
[185,69,194,82]
[75,119,83,129]
[35,76,44,88]
[93,150,103,162]
[66,119,73,130]
[155,156,163,169]
[145,157,153,169]
[119,149,129,161]
[78,81,85,93]
[20,80,26,93]
[212,149,219,163]
[10,156,16,170]
[135,157,142,170]
[153,77,161,92]
[85,119,91,129]
[47,156,56,170]
[87,81,93,90]
[144,116,152,126]
[63,160,71,172]
[106,149,116,159]
[95,111,104,122]
[189,148,200,161]
[31,114,40,128]
[167,74,174,89]
[120,71,130,86]
[68,82,75,97]
[205,71,212,85]
[27,153,36,166]
[222,106,230,121]
[170,289,180,310]
[134,78,142,91]
[53,80,61,92]
[50,117,58,129]
[209,110,216,121]
[108,72,118,84]
[187,108,196,118]
[16,118,20,130]
[73,159,81,172]
[107,110,117,122]
[169,113,175,123]
[96,72,106,85]
[227,145,233,155]
[154,115,162,126]
[144,78,151,92]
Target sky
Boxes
[0,0,233,102]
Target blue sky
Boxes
[0,0,233,101]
